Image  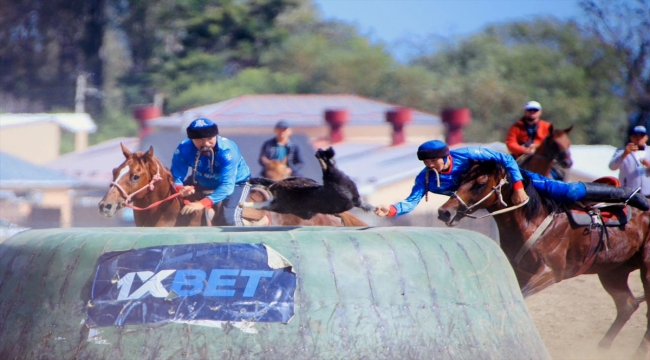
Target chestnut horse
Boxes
[98,144,366,227]
[519,125,573,180]
[260,156,292,180]
[436,160,650,358]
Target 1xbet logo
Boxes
[116,269,274,300]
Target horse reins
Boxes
[110,161,181,211]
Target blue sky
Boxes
[313,0,584,61]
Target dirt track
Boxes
[525,270,646,360]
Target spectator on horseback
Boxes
[258,120,305,177]
[609,125,650,198]
[171,118,252,226]
[505,101,565,180]
[374,140,649,217]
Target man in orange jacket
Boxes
[506,101,552,158]
[505,101,564,180]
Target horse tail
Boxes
[357,201,375,212]
[335,211,368,227]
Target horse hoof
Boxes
[238,202,244,208]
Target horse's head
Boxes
[261,156,292,180]
[544,125,573,169]
[437,161,511,226]
[98,143,161,217]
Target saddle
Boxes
[184,184,270,225]
[565,177,631,228]
[564,177,630,276]
[241,187,270,222]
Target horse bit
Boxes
[451,177,529,219]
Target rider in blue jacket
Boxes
[171,118,252,225]
[258,120,305,177]
[375,140,649,217]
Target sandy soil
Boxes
[525,270,646,360]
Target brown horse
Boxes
[519,125,573,179]
[260,156,292,180]
[436,160,650,358]
[98,144,366,227]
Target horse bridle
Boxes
[539,135,569,163]
[451,177,529,219]
[109,161,179,210]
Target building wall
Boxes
[0,122,60,164]
[0,187,72,228]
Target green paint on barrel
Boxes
[0,227,549,359]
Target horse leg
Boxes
[596,266,639,349]
[633,264,650,359]
[518,264,559,298]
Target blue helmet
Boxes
[417,140,449,160]
[187,118,218,139]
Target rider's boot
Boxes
[582,182,649,211]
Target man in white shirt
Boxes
[609,125,650,198]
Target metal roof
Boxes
[146,94,441,130]
[0,113,97,133]
[45,137,140,188]
[0,152,80,188]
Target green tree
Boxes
[0,0,108,111]
[580,0,650,137]
[412,19,626,145]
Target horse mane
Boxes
[462,161,562,221]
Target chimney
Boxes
[133,105,163,138]
[441,108,472,146]
[385,107,413,146]
[324,109,349,143]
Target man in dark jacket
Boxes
[258,120,304,177]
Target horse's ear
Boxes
[548,124,554,133]
[564,125,574,134]
[145,146,154,158]
[120,143,132,159]
[281,157,288,165]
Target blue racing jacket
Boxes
[391,147,523,216]
[171,136,251,206]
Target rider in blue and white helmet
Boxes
[375,140,648,217]
[171,118,252,225]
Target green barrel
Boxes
[0,227,548,359]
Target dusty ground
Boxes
[525,270,646,360]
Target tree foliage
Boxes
[0,0,647,148]
[411,19,626,145]
[579,0,650,136]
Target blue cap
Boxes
[632,125,647,135]
[417,140,450,160]
[275,120,290,129]
[187,118,218,139]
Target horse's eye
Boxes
[471,181,487,192]
[131,174,140,181]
